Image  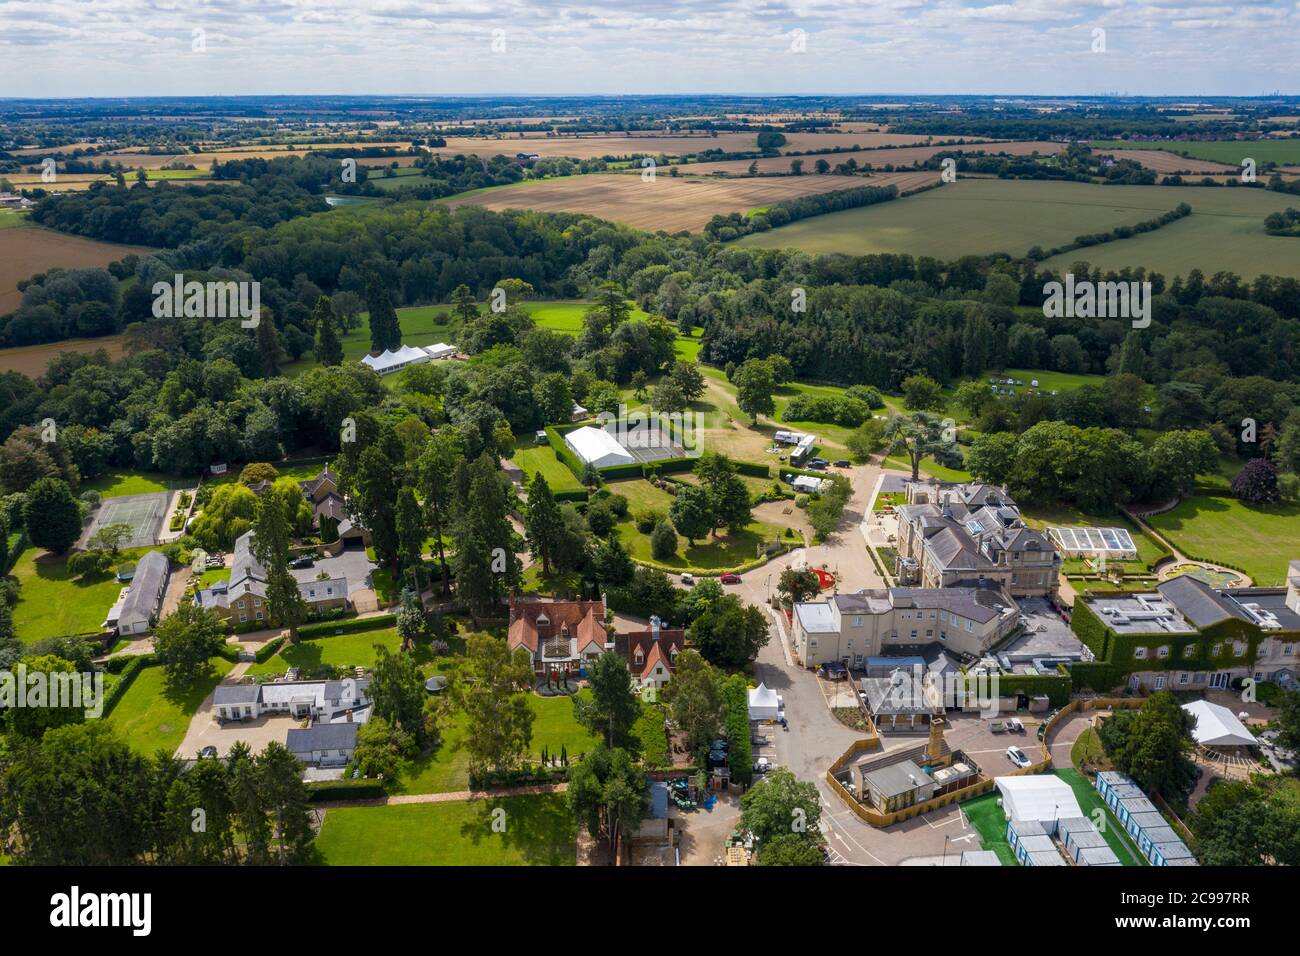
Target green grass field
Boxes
[736,179,1300,278]
[245,626,407,676]
[106,658,235,756]
[82,470,180,497]
[608,478,789,571]
[393,692,600,796]
[10,547,151,643]
[1090,138,1300,166]
[511,436,585,495]
[1147,494,1300,586]
[315,793,577,865]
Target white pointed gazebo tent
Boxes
[1182,700,1256,748]
[995,775,1083,827]
[748,682,780,721]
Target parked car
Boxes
[990,719,1008,733]
[806,458,829,469]
[1005,718,1025,733]
[833,459,850,468]
[199,746,218,759]
[753,757,772,774]
[680,573,696,587]
[289,555,314,569]
[720,573,741,584]
[1006,746,1032,768]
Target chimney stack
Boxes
[650,615,661,641]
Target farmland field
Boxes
[1091,148,1238,175]
[430,129,977,161]
[446,172,877,232]
[737,178,1300,278]
[1089,139,1300,167]
[315,794,576,865]
[683,139,1063,176]
[0,225,153,314]
[0,334,128,376]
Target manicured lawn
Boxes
[10,547,146,643]
[245,626,409,676]
[530,691,601,762]
[106,658,235,756]
[1054,769,1145,866]
[1147,494,1300,586]
[511,437,584,494]
[393,691,599,796]
[883,455,972,482]
[607,478,787,572]
[82,470,179,497]
[206,456,332,486]
[315,793,577,865]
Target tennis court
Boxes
[619,420,688,463]
[78,491,172,549]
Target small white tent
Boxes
[564,426,635,469]
[1182,700,1256,748]
[995,775,1082,825]
[748,682,780,722]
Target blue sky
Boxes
[0,0,1296,97]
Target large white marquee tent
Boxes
[564,426,636,469]
[995,775,1083,825]
[1182,699,1256,748]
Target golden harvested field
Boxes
[1096,148,1239,175]
[446,172,873,232]
[0,226,153,314]
[680,140,1064,176]
[102,143,418,169]
[431,130,972,160]
[0,335,126,377]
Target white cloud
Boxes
[0,0,1294,94]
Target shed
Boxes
[1076,845,1121,867]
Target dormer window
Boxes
[634,646,644,663]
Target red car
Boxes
[720,573,742,584]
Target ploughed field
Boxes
[445,172,876,232]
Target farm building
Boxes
[564,425,636,469]
[113,549,170,635]
[1182,699,1257,750]
[1095,771,1198,865]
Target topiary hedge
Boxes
[305,779,388,803]
[297,613,397,639]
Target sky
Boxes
[0,0,1297,98]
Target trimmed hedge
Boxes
[297,613,397,639]
[100,654,156,717]
[305,779,387,803]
